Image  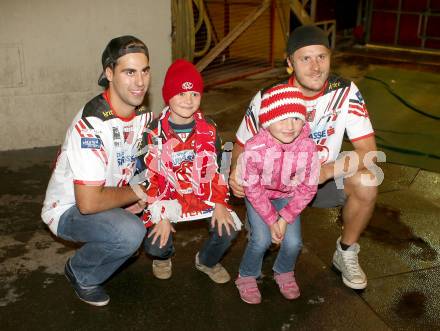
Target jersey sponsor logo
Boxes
[328,81,341,90]
[182,82,193,90]
[310,127,335,140]
[327,127,335,136]
[103,110,114,117]
[81,137,102,149]
[117,152,135,166]
[80,128,102,136]
[171,150,195,166]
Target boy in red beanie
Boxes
[140,59,239,283]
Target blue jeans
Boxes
[144,221,238,268]
[57,205,146,287]
[239,198,302,277]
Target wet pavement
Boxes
[1,49,440,330]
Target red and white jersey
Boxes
[41,92,153,235]
[236,74,374,164]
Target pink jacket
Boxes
[240,124,319,225]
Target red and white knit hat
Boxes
[259,85,306,128]
[162,59,203,105]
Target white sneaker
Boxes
[332,237,367,290]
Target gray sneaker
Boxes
[152,259,172,280]
[195,252,230,284]
[332,237,367,290]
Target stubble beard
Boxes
[295,74,326,95]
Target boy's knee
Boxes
[211,225,239,242]
[224,227,239,242]
[144,239,173,258]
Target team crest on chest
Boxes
[306,109,316,122]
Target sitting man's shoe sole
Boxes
[195,252,230,284]
[152,259,172,280]
[64,259,110,306]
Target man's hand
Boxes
[211,203,235,236]
[318,163,333,184]
[270,222,283,244]
[229,143,245,198]
[229,168,245,198]
[148,219,175,248]
[125,200,146,214]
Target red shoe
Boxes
[235,276,261,304]
[274,271,300,300]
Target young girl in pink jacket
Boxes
[235,84,319,304]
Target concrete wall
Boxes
[0,0,171,151]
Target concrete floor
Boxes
[1,49,440,331]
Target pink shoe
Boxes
[235,276,261,304]
[274,272,300,300]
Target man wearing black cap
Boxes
[229,25,377,290]
[42,36,152,306]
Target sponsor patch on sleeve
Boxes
[81,137,102,149]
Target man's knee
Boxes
[345,170,378,203]
[116,214,146,253]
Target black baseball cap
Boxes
[98,35,149,87]
[286,25,329,56]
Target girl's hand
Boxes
[270,222,282,244]
[278,217,288,240]
[148,219,175,248]
[211,203,235,236]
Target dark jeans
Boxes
[144,221,238,267]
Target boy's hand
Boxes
[211,203,235,237]
[148,219,175,248]
[270,222,282,244]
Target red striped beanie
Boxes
[259,85,306,128]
